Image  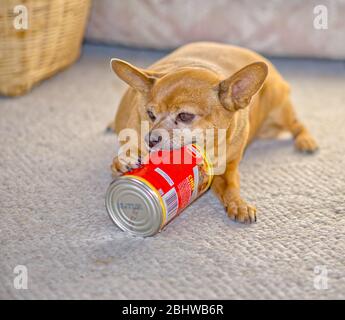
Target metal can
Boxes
[105,144,213,237]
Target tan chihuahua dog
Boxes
[109,42,318,224]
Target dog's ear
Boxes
[218,62,268,111]
[111,59,164,93]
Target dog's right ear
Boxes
[111,59,164,93]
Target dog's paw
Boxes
[111,154,141,177]
[295,132,318,154]
[223,194,257,224]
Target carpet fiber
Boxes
[1,45,344,299]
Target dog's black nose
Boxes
[149,134,162,148]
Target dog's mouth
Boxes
[148,141,181,153]
[145,126,213,153]
[148,137,199,152]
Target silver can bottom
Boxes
[105,176,164,237]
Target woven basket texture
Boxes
[0,0,91,96]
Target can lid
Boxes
[105,177,163,237]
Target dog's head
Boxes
[111,59,267,151]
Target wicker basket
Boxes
[0,0,91,96]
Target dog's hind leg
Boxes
[277,98,318,153]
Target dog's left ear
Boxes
[218,62,268,111]
[111,59,165,93]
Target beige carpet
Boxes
[0,44,344,299]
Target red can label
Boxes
[123,144,213,228]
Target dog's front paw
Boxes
[223,193,257,224]
[111,154,141,177]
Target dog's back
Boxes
[152,42,271,77]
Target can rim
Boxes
[105,176,164,237]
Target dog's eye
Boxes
[176,112,195,123]
[147,110,156,122]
